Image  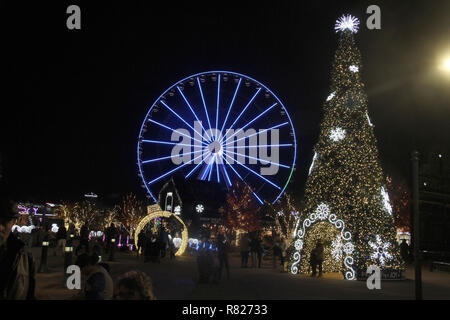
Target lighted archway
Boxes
[134,204,188,256]
[290,203,356,280]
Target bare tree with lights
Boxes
[117,193,146,239]
[290,15,404,279]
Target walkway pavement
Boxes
[32,248,450,300]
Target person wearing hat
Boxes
[74,253,113,300]
[0,197,36,300]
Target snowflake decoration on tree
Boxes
[277,210,284,217]
[380,187,393,215]
[294,239,303,251]
[315,203,330,220]
[326,92,336,102]
[335,14,360,34]
[343,242,355,255]
[331,236,343,261]
[349,65,359,73]
[291,211,299,219]
[368,235,393,266]
[329,127,346,142]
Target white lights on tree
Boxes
[366,112,373,126]
[326,92,336,102]
[329,127,346,142]
[380,186,393,215]
[174,205,181,215]
[195,204,204,213]
[335,14,360,34]
[173,237,182,248]
[277,210,284,216]
[308,152,318,175]
[368,235,393,266]
[315,203,330,220]
[331,235,343,262]
[291,211,299,219]
[349,65,359,73]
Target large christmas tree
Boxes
[290,15,404,280]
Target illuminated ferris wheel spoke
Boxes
[215,156,220,183]
[226,121,290,146]
[215,74,221,136]
[223,102,278,145]
[160,101,205,140]
[234,144,293,149]
[221,162,232,186]
[220,78,242,135]
[142,139,193,147]
[196,77,213,140]
[226,87,261,133]
[224,149,291,169]
[177,86,212,142]
[223,158,263,204]
[234,160,281,190]
[208,155,216,181]
[148,153,204,185]
[185,151,211,179]
[148,119,207,146]
[142,150,202,164]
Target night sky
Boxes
[2,1,450,203]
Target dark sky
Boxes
[2,0,450,203]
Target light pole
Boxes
[108,238,116,261]
[411,150,422,300]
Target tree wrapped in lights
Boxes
[266,193,300,249]
[103,208,119,231]
[224,180,261,234]
[386,176,411,233]
[117,193,146,239]
[72,201,100,231]
[291,15,403,279]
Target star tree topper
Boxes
[335,14,360,34]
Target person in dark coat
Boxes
[250,236,263,268]
[54,225,67,256]
[137,230,146,258]
[79,224,90,255]
[240,234,250,268]
[400,239,410,263]
[311,240,324,277]
[0,198,36,300]
[217,234,230,280]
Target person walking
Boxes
[79,224,89,255]
[272,238,281,269]
[0,198,36,300]
[400,239,409,264]
[217,234,230,280]
[54,224,67,256]
[311,240,324,277]
[74,253,113,300]
[240,234,250,268]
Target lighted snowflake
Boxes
[329,127,346,142]
[343,242,355,255]
[326,92,336,102]
[315,203,330,220]
[291,211,299,219]
[295,239,303,251]
[369,235,393,266]
[381,187,393,215]
[174,205,181,215]
[331,236,343,261]
[335,14,360,34]
[308,152,318,175]
[195,204,204,213]
[173,237,182,248]
[277,211,284,216]
[349,65,359,73]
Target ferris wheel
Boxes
[137,71,297,205]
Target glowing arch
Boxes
[135,204,188,256]
[290,203,356,280]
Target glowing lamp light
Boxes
[111,238,116,243]
[42,241,49,247]
[335,14,360,34]
[65,246,73,252]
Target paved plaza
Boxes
[33,248,450,300]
